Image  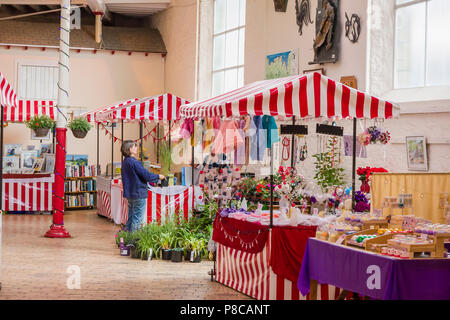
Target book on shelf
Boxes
[65,165,98,177]
[65,193,96,208]
[65,179,97,193]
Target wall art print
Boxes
[406,136,428,171]
[309,0,340,65]
[266,50,299,80]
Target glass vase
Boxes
[360,180,370,193]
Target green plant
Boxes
[312,137,345,193]
[25,115,55,130]
[159,140,172,176]
[191,238,206,259]
[68,117,91,132]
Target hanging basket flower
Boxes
[25,115,55,137]
[68,117,91,139]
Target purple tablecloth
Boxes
[297,238,450,300]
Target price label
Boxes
[336,235,346,245]
[370,225,375,229]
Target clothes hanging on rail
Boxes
[262,115,280,148]
[179,118,194,140]
[234,117,247,166]
[249,115,266,161]
[211,120,244,155]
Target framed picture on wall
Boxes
[303,68,325,75]
[406,136,428,171]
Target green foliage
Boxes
[25,115,55,130]
[68,117,91,132]
[312,138,345,193]
[159,140,172,176]
[114,206,214,261]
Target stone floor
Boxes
[0,210,251,300]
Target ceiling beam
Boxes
[10,4,28,12]
[0,1,87,5]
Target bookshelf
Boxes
[64,165,98,210]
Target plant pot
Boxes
[161,249,172,260]
[34,127,50,137]
[184,249,192,261]
[171,250,183,262]
[120,245,130,256]
[130,246,139,259]
[190,252,202,263]
[160,179,169,187]
[71,128,88,139]
[141,249,149,260]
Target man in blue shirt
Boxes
[121,140,165,232]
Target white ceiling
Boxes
[0,0,171,16]
[105,1,170,16]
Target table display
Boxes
[103,177,202,226]
[298,238,450,300]
[1,173,54,212]
[214,215,346,300]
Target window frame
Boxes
[15,59,59,100]
[393,0,447,89]
[212,0,246,96]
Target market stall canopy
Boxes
[95,93,190,123]
[179,72,400,120]
[80,98,139,123]
[1,72,56,122]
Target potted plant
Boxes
[190,238,206,263]
[25,115,55,137]
[159,140,172,187]
[170,247,184,262]
[68,117,91,139]
[160,232,173,260]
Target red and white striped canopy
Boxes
[1,72,56,122]
[179,72,400,120]
[95,93,189,123]
[81,98,140,123]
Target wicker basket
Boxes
[71,129,88,139]
[33,127,50,137]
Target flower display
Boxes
[357,167,388,182]
[354,191,370,212]
[274,166,305,205]
[358,126,391,146]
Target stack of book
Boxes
[65,165,98,177]
[65,193,96,208]
[65,179,96,192]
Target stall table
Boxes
[213,215,349,300]
[298,238,450,300]
[1,173,54,212]
[102,178,202,225]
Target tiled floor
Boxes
[0,210,251,300]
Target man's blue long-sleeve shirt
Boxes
[121,156,159,199]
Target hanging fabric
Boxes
[249,116,266,161]
[211,120,244,155]
[262,115,280,148]
[234,117,247,166]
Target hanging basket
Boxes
[71,129,88,139]
[33,127,50,137]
